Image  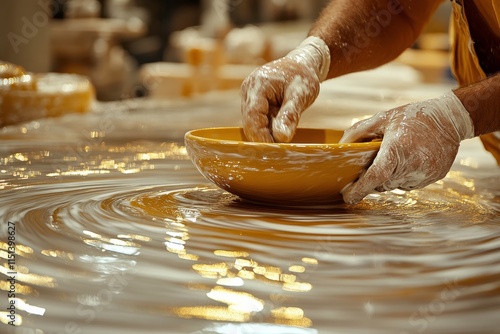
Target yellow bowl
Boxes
[184,127,380,206]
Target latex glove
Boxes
[340,91,475,204]
[241,36,330,142]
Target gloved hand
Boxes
[340,91,475,204]
[241,36,330,142]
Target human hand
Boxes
[339,91,475,204]
[241,36,330,142]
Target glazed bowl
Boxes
[184,127,381,206]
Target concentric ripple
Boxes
[1,169,498,334]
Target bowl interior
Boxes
[186,127,346,145]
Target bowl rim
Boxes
[185,126,381,149]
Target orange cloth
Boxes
[449,0,500,165]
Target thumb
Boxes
[341,154,395,204]
[339,112,387,144]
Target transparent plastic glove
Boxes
[241,36,330,142]
[339,91,475,204]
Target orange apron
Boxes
[449,0,500,165]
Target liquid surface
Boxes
[0,89,499,334]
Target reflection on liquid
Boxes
[131,188,316,328]
[0,100,499,334]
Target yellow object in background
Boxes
[0,62,95,127]
[1,62,27,79]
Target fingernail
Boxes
[273,121,294,142]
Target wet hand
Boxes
[340,91,475,204]
[241,36,330,142]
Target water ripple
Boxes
[1,138,499,334]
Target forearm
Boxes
[453,72,500,136]
[309,0,443,78]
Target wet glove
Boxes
[241,36,330,142]
[340,91,475,204]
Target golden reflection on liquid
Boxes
[447,170,477,191]
[131,193,317,327]
[214,250,249,258]
[0,265,56,288]
[234,258,258,269]
[301,258,318,265]
[355,172,492,225]
[0,239,52,323]
[171,306,250,322]
[282,282,313,293]
[41,249,75,260]
[117,234,152,242]
[187,247,315,325]
[35,143,186,178]
[178,253,200,261]
[13,153,29,162]
[107,143,187,158]
[81,229,141,255]
[192,263,228,279]
[0,242,34,259]
[208,286,264,312]
[0,241,53,296]
[0,281,34,296]
[46,169,111,177]
[289,265,306,273]
[216,277,244,287]
[11,168,41,179]
[272,307,313,327]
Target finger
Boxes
[341,150,396,204]
[241,92,274,143]
[272,76,316,142]
[272,99,301,142]
[339,112,387,143]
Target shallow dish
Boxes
[184,127,381,206]
[0,69,94,126]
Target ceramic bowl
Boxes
[184,127,380,206]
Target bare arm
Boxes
[309,0,444,78]
[454,72,500,136]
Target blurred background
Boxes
[0,0,452,102]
